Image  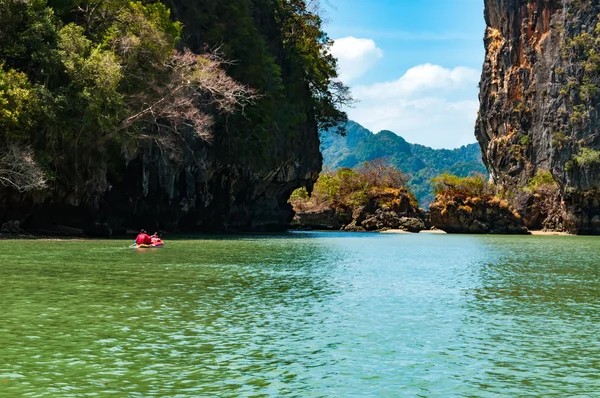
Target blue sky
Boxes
[323,0,486,148]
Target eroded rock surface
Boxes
[429,196,529,234]
[476,0,600,234]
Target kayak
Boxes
[130,242,164,249]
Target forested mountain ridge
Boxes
[320,121,487,206]
[0,0,348,234]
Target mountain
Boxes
[320,121,487,207]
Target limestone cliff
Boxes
[0,0,327,234]
[476,0,600,233]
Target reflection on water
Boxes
[1,233,600,396]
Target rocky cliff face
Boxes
[476,0,600,233]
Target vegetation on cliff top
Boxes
[429,173,528,234]
[431,173,491,199]
[290,160,416,213]
[430,173,517,215]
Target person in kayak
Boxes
[151,232,164,246]
[135,229,152,245]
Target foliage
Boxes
[519,135,531,146]
[552,131,568,148]
[570,104,588,126]
[355,158,409,190]
[0,65,39,140]
[523,169,556,194]
[156,0,349,166]
[290,161,413,211]
[556,13,600,154]
[0,0,199,193]
[115,49,257,148]
[431,173,491,198]
[529,169,556,189]
[276,0,351,131]
[0,144,46,192]
[573,147,600,166]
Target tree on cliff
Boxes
[0,0,350,193]
[277,0,351,131]
[116,50,256,143]
[0,145,46,192]
[0,0,257,195]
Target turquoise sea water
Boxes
[1,232,600,396]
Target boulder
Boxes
[430,196,529,234]
[293,209,351,230]
[1,220,23,234]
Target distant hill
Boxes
[320,121,487,207]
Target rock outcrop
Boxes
[292,209,351,231]
[476,0,600,234]
[429,195,529,234]
[293,188,427,232]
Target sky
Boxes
[323,0,486,149]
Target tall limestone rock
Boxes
[0,0,325,234]
[476,0,600,234]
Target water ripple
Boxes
[0,233,599,396]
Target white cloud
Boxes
[347,64,481,149]
[331,37,383,83]
[353,63,479,100]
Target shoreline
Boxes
[380,229,448,234]
[0,228,581,241]
[529,230,574,236]
[380,229,577,236]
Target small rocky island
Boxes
[290,162,427,232]
[290,169,529,234]
[428,174,528,234]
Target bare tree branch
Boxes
[0,145,47,192]
[108,49,257,149]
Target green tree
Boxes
[276,0,350,131]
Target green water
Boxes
[1,232,600,397]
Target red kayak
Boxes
[132,241,164,248]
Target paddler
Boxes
[151,232,163,245]
[135,229,152,245]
